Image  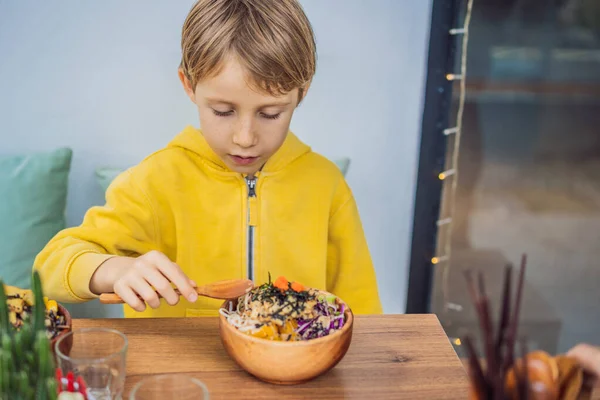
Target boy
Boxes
[34,0,382,318]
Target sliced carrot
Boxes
[273,276,289,291]
[290,281,305,292]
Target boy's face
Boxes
[179,57,301,177]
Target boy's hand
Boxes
[567,343,600,389]
[90,250,198,312]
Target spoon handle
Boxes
[98,279,253,305]
[99,288,200,304]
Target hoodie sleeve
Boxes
[326,179,383,314]
[33,168,160,303]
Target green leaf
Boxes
[0,350,11,396]
[31,272,46,334]
[19,324,33,354]
[46,377,58,400]
[25,351,35,370]
[13,330,23,370]
[0,335,10,355]
[35,331,56,399]
[17,371,29,398]
[0,281,9,336]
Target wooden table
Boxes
[73,315,469,399]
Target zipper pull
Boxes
[246,176,258,227]
[246,177,257,197]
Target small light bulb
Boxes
[438,173,446,180]
[431,257,439,264]
[454,338,462,346]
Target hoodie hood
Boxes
[167,125,311,174]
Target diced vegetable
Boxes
[250,323,279,339]
[290,282,305,292]
[46,300,58,314]
[273,276,289,291]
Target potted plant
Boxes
[0,271,59,399]
[0,271,82,399]
[3,281,72,358]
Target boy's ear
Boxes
[178,68,196,102]
[297,80,312,106]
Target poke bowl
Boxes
[4,284,73,357]
[50,303,73,357]
[218,276,354,385]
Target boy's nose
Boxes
[232,120,258,148]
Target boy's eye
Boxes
[212,109,234,117]
[260,112,281,120]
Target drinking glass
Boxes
[55,328,128,400]
[129,374,209,400]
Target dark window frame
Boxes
[405,0,461,314]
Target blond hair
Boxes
[180,0,316,102]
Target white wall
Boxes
[0,1,432,317]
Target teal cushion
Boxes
[0,148,73,289]
[95,158,351,192]
[334,158,350,176]
[95,167,124,193]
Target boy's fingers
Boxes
[142,250,170,267]
[163,263,198,303]
[139,251,197,303]
[115,283,146,312]
[164,263,197,302]
[144,268,179,306]
[567,343,600,380]
[148,253,197,302]
[130,276,161,309]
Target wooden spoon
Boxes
[505,351,560,400]
[529,351,560,383]
[555,355,583,400]
[99,279,254,304]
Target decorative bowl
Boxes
[51,303,73,359]
[218,290,354,385]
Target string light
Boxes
[446,73,463,81]
[432,0,475,315]
[438,169,456,180]
[431,255,449,264]
[449,28,467,35]
[436,218,453,227]
[447,303,464,311]
[443,127,459,136]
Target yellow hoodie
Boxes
[34,126,382,317]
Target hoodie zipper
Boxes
[245,176,257,281]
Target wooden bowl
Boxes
[51,303,72,360]
[219,291,354,385]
